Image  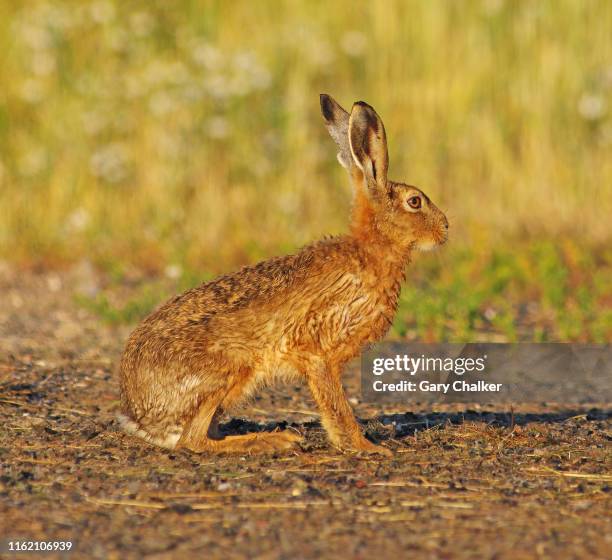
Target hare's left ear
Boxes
[349,101,389,194]
[320,94,352,170]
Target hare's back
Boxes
[143,249,318,327]
[136,237,367,344]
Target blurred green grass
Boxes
[0,1,611,341]
[78,239,612,342]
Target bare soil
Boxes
[0,265,610,559]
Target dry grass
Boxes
[0,0,611,271]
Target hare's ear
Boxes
[349,101,389,193]
[320,94,352,170]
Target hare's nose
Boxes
[442,216,449,230]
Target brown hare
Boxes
[118,95,448,455]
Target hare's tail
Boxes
[116,413,182,449]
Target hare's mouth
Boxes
[416,228,448,252]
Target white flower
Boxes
[19,79,45,103]
[90,143,130,183]
[192,43,223,71]
[125,73,147,99]
[47,275,62,292]
[82,110,108,136]
[129,11,155,37]
[164,264,182,280]
[578,93,607,121]
[204,73,230,99]
[232,52,272,92]
[340,31,367,57]
[18,147,47,177]
[206,116,230,139]
[155,132,182,159]
[144,60,188,88]
[484,307,497,320]
[149,91,177,117]
[31,51,56,76]
[251,66,272,90]
[277,191,298,213]
[89,1,115,24]
[67,208,90,232]
[482,0,505,16]
[18,22,54,50]
[107,27,128,53]
[307,39,334,67]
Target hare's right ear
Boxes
[320,94,352,170]
[349,101,389,194]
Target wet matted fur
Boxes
[118,95,449,455]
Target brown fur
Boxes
[118,95,448,455]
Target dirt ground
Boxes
[0,265,610,560]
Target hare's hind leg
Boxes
[177,371,302,454]
[176,390,224,451]
[177,367,252,451]
[197,431,302,454]
[306,362,392,456]
[179,401,301,454]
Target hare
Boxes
[118,95,448,455]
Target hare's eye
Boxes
[407,196,422,210]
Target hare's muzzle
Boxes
[416,205,449,251]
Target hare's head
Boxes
[320,94,448,252]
